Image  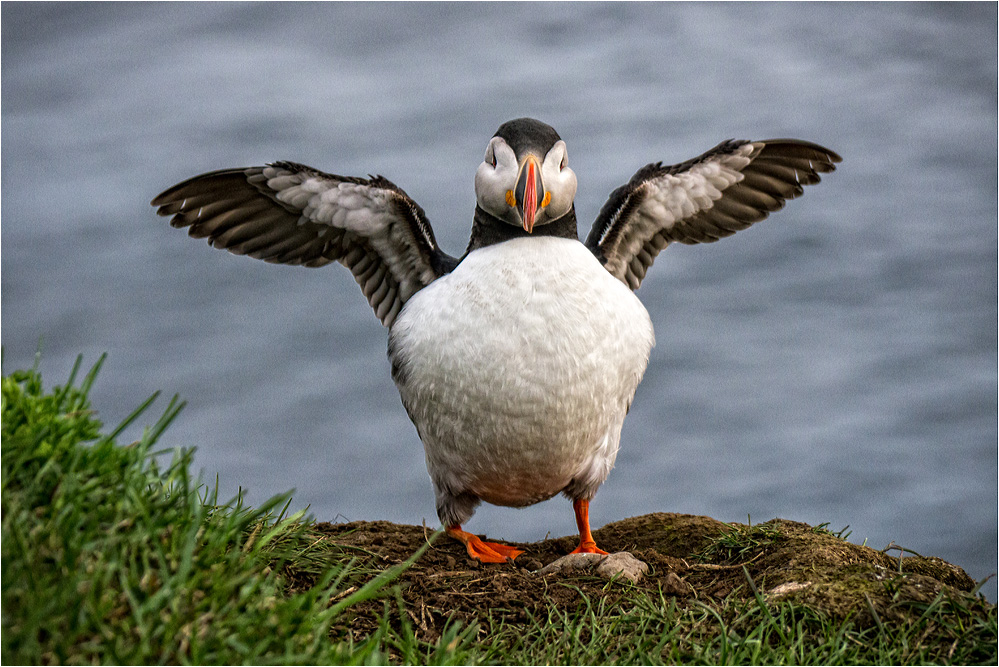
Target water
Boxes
[3,3,996,600]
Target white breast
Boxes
[388,237,655,524]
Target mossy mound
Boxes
[308,513,987,645]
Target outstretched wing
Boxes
[584,139,841,290]
[152,161,458,327]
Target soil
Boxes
[295,513,983,644]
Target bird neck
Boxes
[465,206,578,255]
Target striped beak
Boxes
[514,155,544,233]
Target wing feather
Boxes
[585,139,840,289]
[152,162,457,326]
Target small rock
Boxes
[537,552,606,576]
[595,552,649,584]
[536,552,649,584]
[519,557,543,571]
[661,572,690,596]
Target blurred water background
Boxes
[3,2,996,599]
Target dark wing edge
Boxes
[585,139,842,290]
[152,161,458,327]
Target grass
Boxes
[479,592,974,664]
[2,353,996,665]
[692,519,786,564]
[1,353,429,664]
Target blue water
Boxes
[3,2,996,600]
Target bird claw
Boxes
[446,525,524,563]
[569,540,608,556]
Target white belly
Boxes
[388,237,655,524]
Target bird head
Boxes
[474,118,578,233]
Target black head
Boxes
[493,118,563,160]
[474,118,578,233]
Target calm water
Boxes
[3,2,996,599]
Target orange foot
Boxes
[446,525,524,563]
[569,498,608,555]
[570,540,609,556]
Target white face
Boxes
[474,136,578,231]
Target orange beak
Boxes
[515,156,544,233]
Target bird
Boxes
[152,118,840,563]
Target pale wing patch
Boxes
[266,168,439,314]
[588,139,839,290]
[639,148,751,234]
[267,170,391,232]
[154,162,452,328]
[602,148,751,283]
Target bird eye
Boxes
[484,142,496,168]
[555,143,568,171]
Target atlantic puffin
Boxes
[152,118,840,563]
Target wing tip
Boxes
[758,138,843,166]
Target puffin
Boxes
[152,118,840,563]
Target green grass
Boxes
[1,354,431,664]
[3,354,996,665]
[693,520,786,564]
[473,589,994,665]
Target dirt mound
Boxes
[307,513,980,643]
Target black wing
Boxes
[152,161,458,327]
[585,139,841,289]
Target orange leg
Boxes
[569,498,608,555]
[446,525,524,563]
